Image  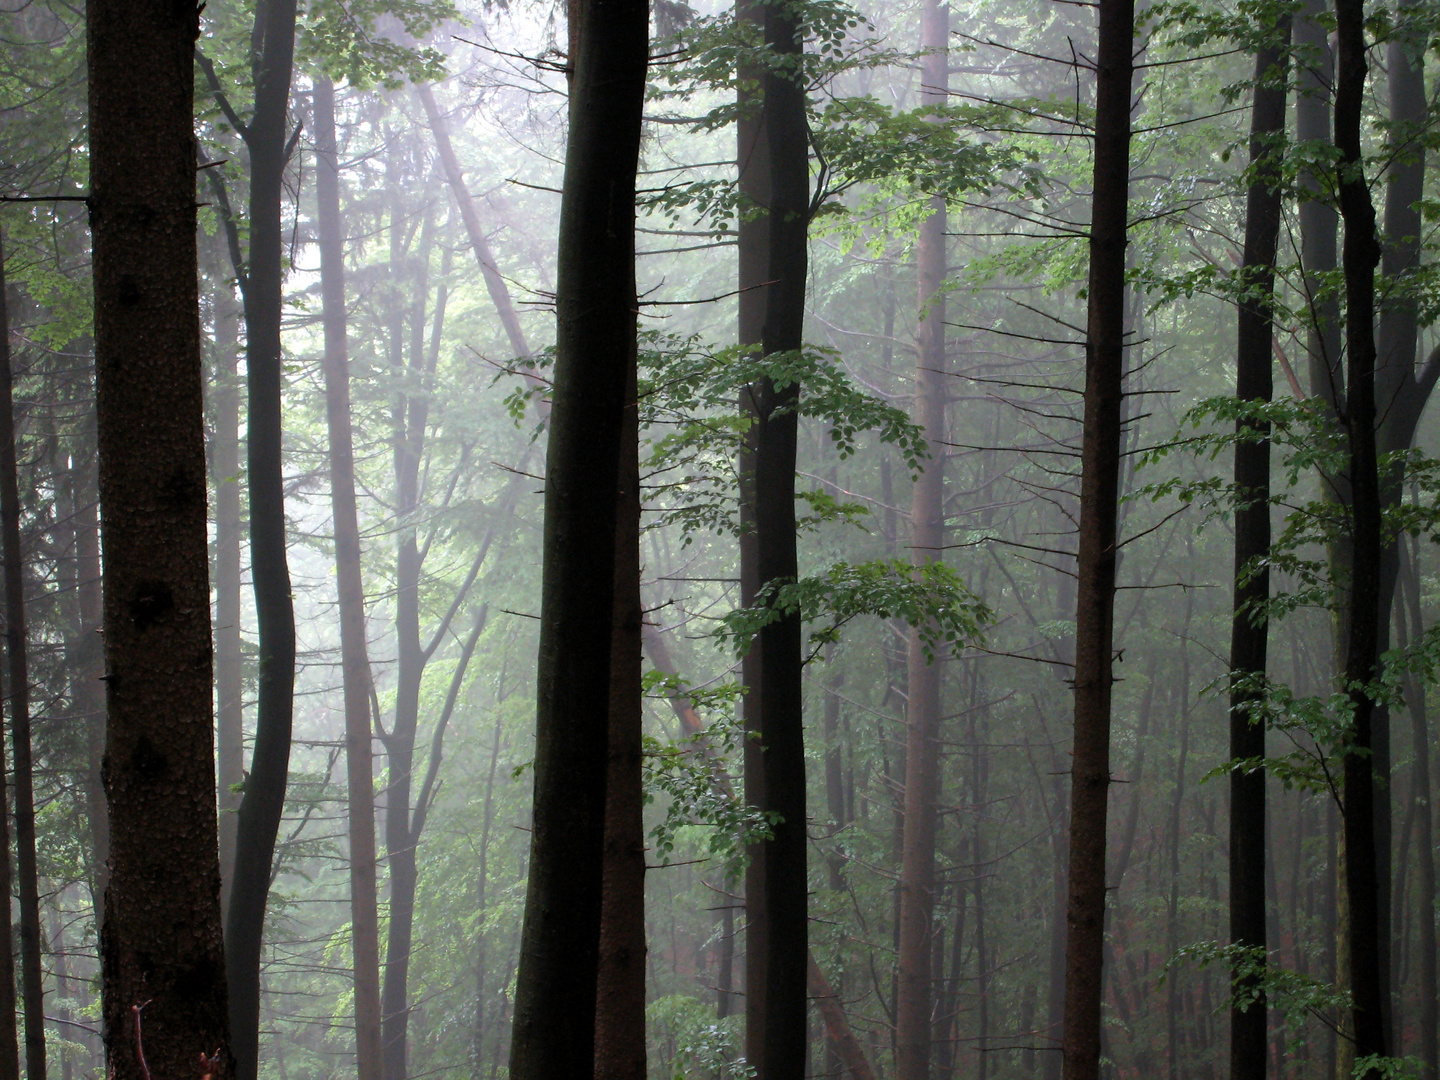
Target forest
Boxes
[0,0,1436,1074]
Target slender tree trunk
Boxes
[506,0,648,1075]
[0,237,46,1080]
[87,1,233,1072]
[1401,540,1437,1079]
[225,0,300,1074]
[895,6,948,1079]
[1334,0,1387,1065]
[595,359,645,1080]
[210,241,244,922]
[314,73,385,1080]
[1062,0,1133,1073]
[1229,22,1289,1080]
[416,84,530,360]
[755,7,809,1079]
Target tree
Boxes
[1062,0,1133,1075]
[1228,15,1288,1080]
[314,72,384,1080]
[87,0,233,1075]
[506,0,649,1075]
[894,4,948,1080]
[199,0,303,1071]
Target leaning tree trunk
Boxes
[87,0,234,1074]
[224,0,299,1074]
[314,73,385,1080]
[895,4,949,1080]
[506,0,649,1076]
[1229,21,1289,1080]
[1333,0,1388,1067]
[755,6,809,1080]
[0,234,47,1080]
[1062,0,1133,1075]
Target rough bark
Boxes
[222,0,300,1073]
[595,360,646,1080]
[314,73,385,1080]
[1062,0,1133,1074]
[1228,23,1289,1080]
[895,5,949,1079]
[1333,0,1387,1065]
[87,0,234,1072]
[0,233,47,1080]
[506,0,648,1075]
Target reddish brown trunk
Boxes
[314,74,385,1080]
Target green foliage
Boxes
[719,558,991,661]
[646,996,752,1080]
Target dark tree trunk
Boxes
[1229,22,1289,1080]
[895,6,948,1080]
[595,361,645,1080]
[1333,0,1387,1065]
[0,235,47,1080]
[506,0,648,1075]
[314,73,385,1080]
[1062,0,1133,1074]
[208,250,244,922]
[224,0,299,1073]
[755,7,809,1080]
[87,0,233,1073]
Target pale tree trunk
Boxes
[895,4,948,1079]
[314,73,385,1080]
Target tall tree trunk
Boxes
[755,7,809,1080]
[1062,0,1133,1073]
[87,0,234,1072]
[1400,539,1437,1079]
[210,243,244,922]
[1334,0,1387,1065]
[314,73,385,1080]
[595,360,645,1080]
[506,0,648,1075]
[0,236,46,1080]
[1229,22,1289,1080]
[895,5,948,1079]
[224,0,300,1073]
